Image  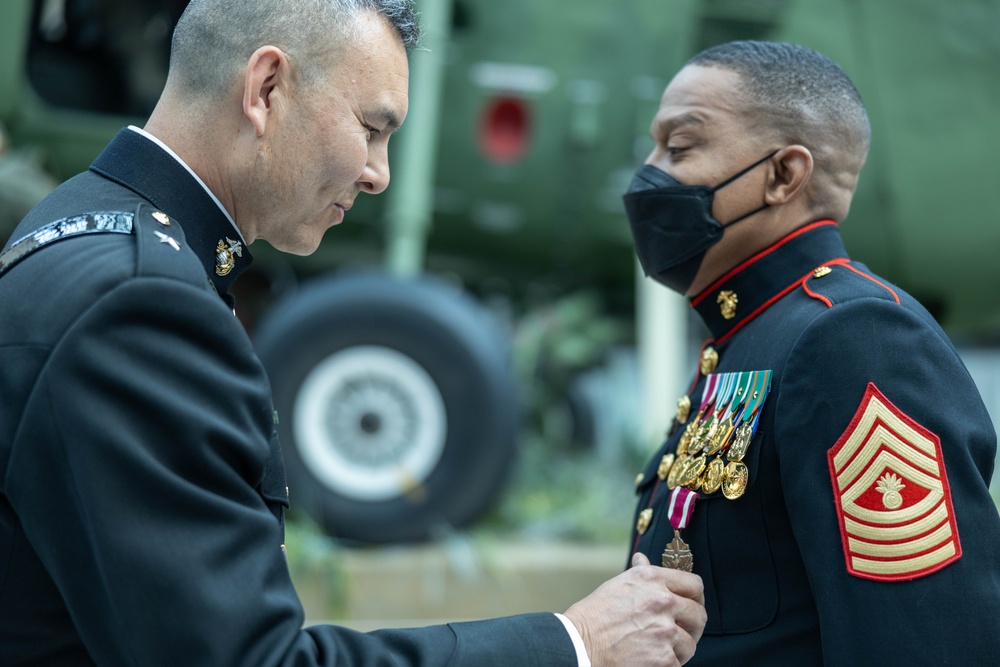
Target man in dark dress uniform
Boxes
[0,1,706,665]
[623,40,1000,665]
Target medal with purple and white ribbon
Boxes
[662,486,698,571]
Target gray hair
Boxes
[169,0,419,99]
[688,41,870,176]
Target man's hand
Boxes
[564,552,706,667]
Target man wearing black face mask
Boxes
[624,41,1000,665]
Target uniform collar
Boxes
[89,128,252,296]
[690,220,848,344]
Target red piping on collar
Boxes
[691,220,839,307]
[709,257,848,346]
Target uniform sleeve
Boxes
[6,276,576,667]
[774,297,1000,665]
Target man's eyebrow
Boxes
[651,112,704,138]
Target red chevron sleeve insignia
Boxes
[827,383,961,581]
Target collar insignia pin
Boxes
[717,290,738,320]
[154,231,180,251]
[215,237,243,276]
[813,266,832,278]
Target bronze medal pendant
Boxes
[661,486,698,572]
[662,530,694,572]
[701,457,725,494]
[722,461,749,499]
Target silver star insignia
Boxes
[155,231,181,251]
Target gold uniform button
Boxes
[657,453,676,481]
[701,346,719,375]
[813,265,832,278]
[635,472,645,487]
[152,211,170,226]
[676,395,691,424]
[636,508,654,535]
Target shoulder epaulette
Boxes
[801,261,900,308]
[0,211,133,278]
[132,204,210,290]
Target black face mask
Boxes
[623,151,777,294]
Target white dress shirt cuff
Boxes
[554,612,592,667]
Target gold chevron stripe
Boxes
[848,521,952,558]
[851,542,956,577]
[844,502,949,541]
[833,394,937,472]
[836,423,938,487]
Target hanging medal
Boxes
[662,486,698,572]
[677,374,721,489]
[727,370,771,462]
[670,374,719,488]
[697,372,740,493]
[702,373,740,456]
[722,370,772,500]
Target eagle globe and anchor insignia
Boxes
[215,237,243,276]
[828,383,961,582]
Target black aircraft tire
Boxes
[253,271,519,543]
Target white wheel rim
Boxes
[293,345,447,501]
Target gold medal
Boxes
[677,414,701,456]
[701,457,725,494]
[728,421,753,461]
[667,454,688,489]
[689,414,716,453]
[704,415,734,456]
[722,461,749,499]
[678,454,707,488]
[662,529,694,572]
[657,453,675,481]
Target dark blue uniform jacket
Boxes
[631,220,1000,666]
[0,129,575,666]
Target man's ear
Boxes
[243,46,293,138]
[765,145,813,205]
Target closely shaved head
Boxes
[167,0,419,101]
[688,41,870,217]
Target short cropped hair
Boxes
[688,41,870,173]
[169,0,419,99]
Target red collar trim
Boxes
[690,220,839,308]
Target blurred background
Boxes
[2,0,998,628]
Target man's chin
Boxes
[261,235,324,257]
